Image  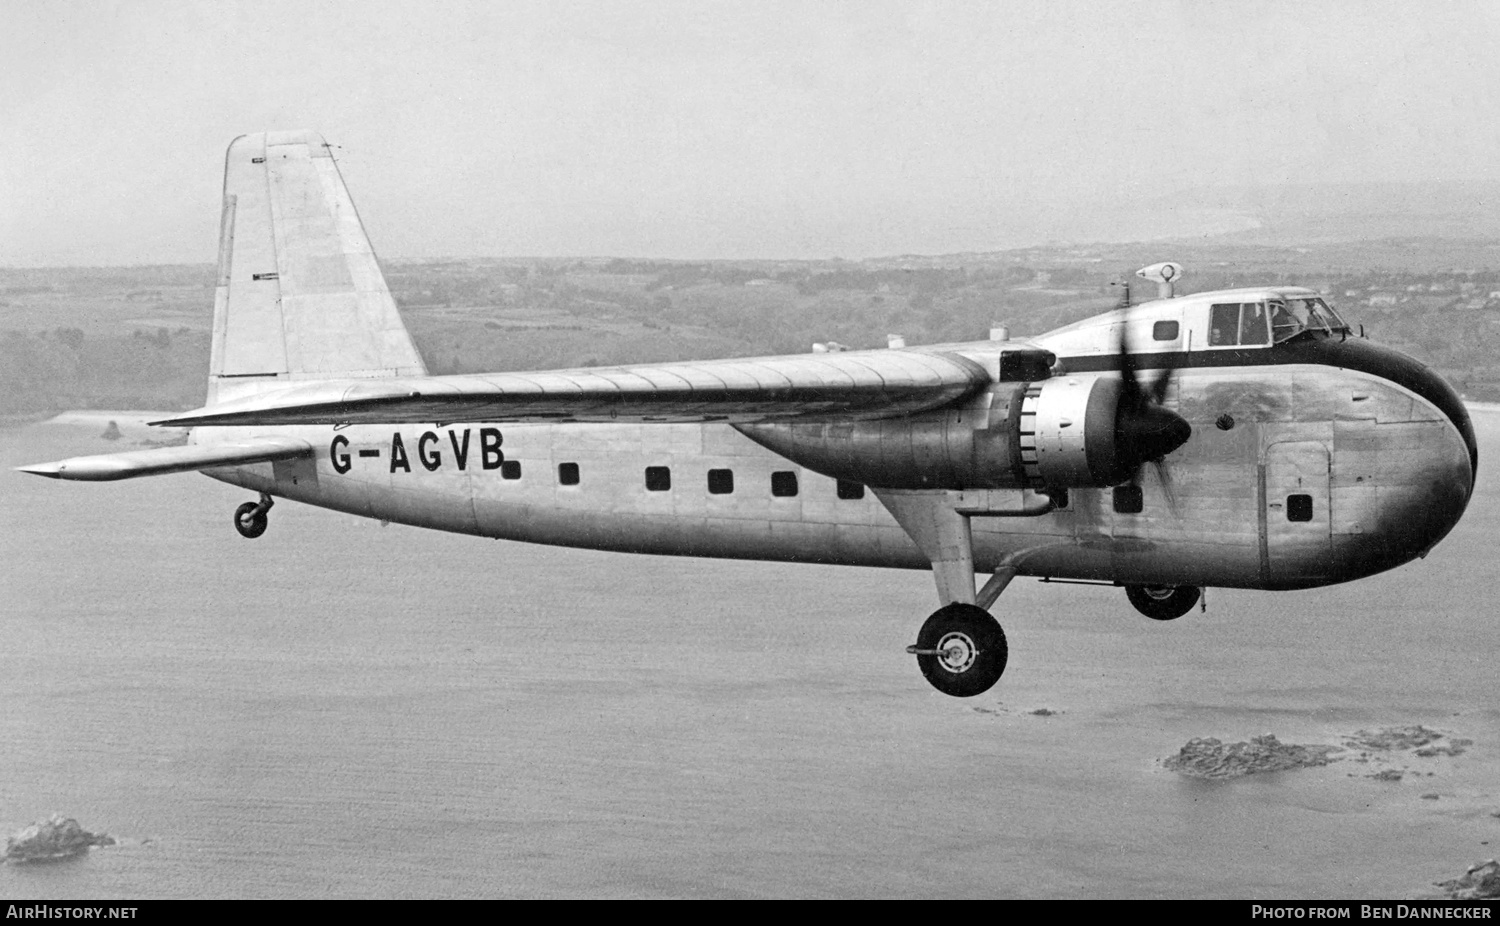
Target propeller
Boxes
[1147,457,1182,519]
[1109,309,1192,496]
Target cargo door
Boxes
[1260,441,1332,584]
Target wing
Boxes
[17,436,312,481]
[151,350,990,428]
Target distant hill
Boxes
[10,219,1500,417]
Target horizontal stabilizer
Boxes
[151,350,991,428]
[17,437,312,482]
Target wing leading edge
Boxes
[17,436,312,481]
[151,350,991,428]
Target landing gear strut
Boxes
[1125,584,1200,621]
[907,604,1009,698]
[874,489,1038,698]
[234,493,274,539]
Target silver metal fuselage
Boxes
[117,134,1471,601]
[202,338,1475,593]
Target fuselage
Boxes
[202,289,1477,593]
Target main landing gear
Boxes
[1124,584,1200,621]
[875,490,1030,699]
[233,492,274,539]
[907,603,1008,698]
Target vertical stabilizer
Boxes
[208,131,427,404]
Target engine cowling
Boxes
[737,372,1190,492]
[1019,375,1127,488]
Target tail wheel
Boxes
[1125,584,1199,621]
[912,603,1008,698]
[234,502,269,539]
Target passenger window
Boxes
[707,469,734,495]
[836,480,865,500]
[1239,302,1269,346]
[1287,494,1313,522]
[1152,320,1179,341]
[645,466,671,492]
[771,471,799,497]
[558,462,580,486]
[1113,484,1143,514]
[1209,304,1239,346]
[501,460,522,480]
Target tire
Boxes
[914,603,1008,698]
[1125,584,1199,621]
[234,502,268,539]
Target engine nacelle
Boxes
[737,373,1139,491]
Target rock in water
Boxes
[1164,734,1342,779]
[1433,860,1500,900]
[1345,725,1445,752]
[4,814,115,863]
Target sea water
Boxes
[1,415,1496,899]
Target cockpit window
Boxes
[1239,302,1269,345]
[1209,304,1238,346]
[1272,296,1348,342]
[1209,302,1270,348]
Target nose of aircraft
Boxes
[1389,351,1477,556]
[1315,336,1478,492]
[1314,336,1478,570]
[1416,423,1475,555]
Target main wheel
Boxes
[234,502,268,539]
[913,603,1008,698]
[1125,584,1199,621]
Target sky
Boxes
[5,0,1500,265]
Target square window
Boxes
[836,479,865,500]
[1113,484,1143,514]
[707,468,734,495]
[1152,320,1179,341]
[501,460,522,480]
[771,471,799,497]
[1209,304,1240,347]
[645,466,671,492]
[1239,302,1269,345]
[558,462,579,486]
[1287,493,1314,522]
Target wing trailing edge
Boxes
[151,351,992,428]
[17,437,312,482]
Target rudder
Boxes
[208,131,426,404]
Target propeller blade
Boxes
[1109,294,1191,486]
[1151,459,1181,519]
[1115,316,1145,407]
[1147,363,1175,404]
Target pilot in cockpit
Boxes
[1270,300,1303,340]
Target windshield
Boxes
[1270,296,1348,342]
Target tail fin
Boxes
[208,131,427,405]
